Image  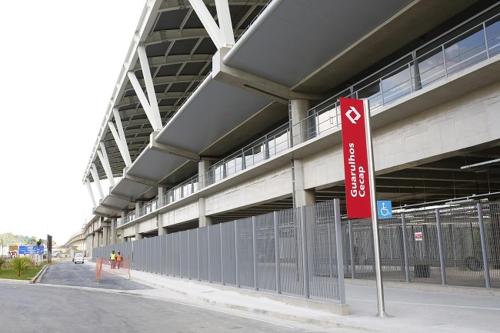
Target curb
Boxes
[129,274,360,330]
[30,264,49,284]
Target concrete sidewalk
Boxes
[117,266,500,333]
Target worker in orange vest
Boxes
[116,251,123,269]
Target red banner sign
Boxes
[340,97,371,219]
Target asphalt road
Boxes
[40,260,149,290]
[0,281,315,333]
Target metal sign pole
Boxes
[363,99,386,317]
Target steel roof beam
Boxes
[134,54,211,69]
[124,174,157,187]
[86,180,97,209]
[149,131,199,161]
[119,91,187,105]
[90,163,104,200]
[97,142,115,186]
[188,0,234,49]
[158,0,265,13]
[108,108,132,167]
[128,75,201,87]
[128,46,162,131]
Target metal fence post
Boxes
[187,231,191,280]
[401,213,410,283]
[252,216,258,290]
[208,226,211,283]
[220,224,224,285]
[334,199,346,304]
[273,211,281,294]
[348,220,355,279]
[477,203,491,288]
[234,220,240,288]
[131,240,134,270]
[435,209,447,285]
[197,229,200,281]
[300,206,310,298]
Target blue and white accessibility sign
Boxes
[377,200,392,219]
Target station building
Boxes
[82,0,500,285]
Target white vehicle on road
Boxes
[72,253,84,264]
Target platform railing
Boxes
[296,8,500,143]
[163,174,199,205]
[206,123,290,185]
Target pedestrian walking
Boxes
[110,250,116,269]
[116,251,122,269]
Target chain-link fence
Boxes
[344,201,500,288]
[93,200,345,303]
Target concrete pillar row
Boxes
[290,99,310,145]
[157,214,166,236]
[198,159,211,189]
[289,99,315,208]
[292,159,316,207]
[102,225,109,246]
[198,159,213,227]
[158,185,165,207]
[110,218,117,244]
[135,201,143,217]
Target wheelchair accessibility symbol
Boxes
[377,200,392,219]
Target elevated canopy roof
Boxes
[85,0,269,182]
[85,0,482,215]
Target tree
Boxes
[11,257,32,277]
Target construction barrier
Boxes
[95,256,131,282]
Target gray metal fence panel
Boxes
[180,231,189,278]
[208,224,222,283]
[198,227,209,281]
[255,212,276,291]
[276,207,303,296]
[308,202,340,299]
[440,205,485,287]
[93,200,348,302]
[235,217,254,288]
[188,229,198,279]
[484,202,500,288]
[221,222,236,285]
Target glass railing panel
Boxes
[244,147,255,169]
[252,143,266,164]
[444,26,487,75]
[356,81,382,110]
[317,104,340,136]
[486,17,500,56]
[416,48,446,88]
[381,64,412,104]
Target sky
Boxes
[0,1,145,244]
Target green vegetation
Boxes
[0,233,39,246]
[11,257,33,276]
[0,257,45,280]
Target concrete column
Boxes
[102,225,109,246]
[158,186,165,207]
[158,215,166,236]
[198,159,213,227]
[292,159,315,207]
[198,159,211,188]
[290,99,310,145]
[198,197,213,227]
[135,201,143,217]
[110,218,117,244]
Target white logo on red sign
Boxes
[345,106,361,125]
